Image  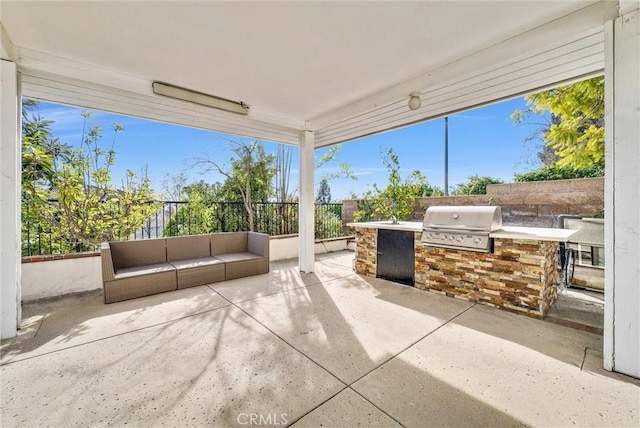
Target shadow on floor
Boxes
[546,287,604,335]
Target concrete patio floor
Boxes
[1,251,638,427]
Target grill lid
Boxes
[423,206,502,232]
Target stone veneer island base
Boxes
[350,223,576,319]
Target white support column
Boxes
[1,59,21,339]
[603,5,640,378]
[298,130,315,273]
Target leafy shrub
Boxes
[353,148,441,222]
[314,207,343,239]
[451,175,503,195]
[514,164,604,182]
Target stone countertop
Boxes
[347,221,422,232]
[490,226,576,242]
[346,222,577,242]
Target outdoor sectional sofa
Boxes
[101,231,270,303]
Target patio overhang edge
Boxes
[311,1,615,147]
[7,1,617,150]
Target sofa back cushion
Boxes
[248,232,269,257]
[166,234,210,261]
[110,238,167,269]
[211,232,247,255]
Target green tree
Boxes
[513,76,604,169]
[190,140,275,231]
[161,172,188,201]
[272,143,297,235]
[274,144,294,203]
[21,100,69,193]
[354,148,439,222]
[22,104,161,253]
[316,144,357,182]
[314,204,342,239]
[164,181,220,236]
[316,178,332,203]
[451,175,503,195]
[21,101,71,254]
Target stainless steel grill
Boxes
[421,206,502,252]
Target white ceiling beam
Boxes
[8,1,620,148]
[309,1,618,134]
[20,69,301,145]
[13,47,307,132]
[313,27,605,148]
[619,0,640,15]
[1,22,15,61]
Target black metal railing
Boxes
[22,201,344,256]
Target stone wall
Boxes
[354,228,377,278]
[415,234,559,318]
[353,226,559,319]
[342,177,604,229]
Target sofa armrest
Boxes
[248,232,270,258]
[101,242,116,282]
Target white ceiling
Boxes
[2,1,600,125]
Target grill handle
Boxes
[423,224,485,232]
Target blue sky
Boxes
[31,98,544,201]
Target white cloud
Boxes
[33,106,86,131]
[452,114,499,121]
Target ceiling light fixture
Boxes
[152,82,249,115]
[408,92,422,110]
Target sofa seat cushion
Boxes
[170,256,224,270]
[115,262,175,279]
[215,252,264,263]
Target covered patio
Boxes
[2,252,638,426]
[1,0,638,399]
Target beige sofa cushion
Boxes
[215,252,263,263]
[115,262,175,279]
[170,256,224,270]
[167,234,211,261]
[248,232,269,257]
[211,232,248,256]
[110,238,167,269]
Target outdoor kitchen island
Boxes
[347,220,576,319]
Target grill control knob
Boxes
[456,236,464,242]
[441,235,447,240]
[449,235,455,241]
[425,233,432,239]
[473,237,482,244]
